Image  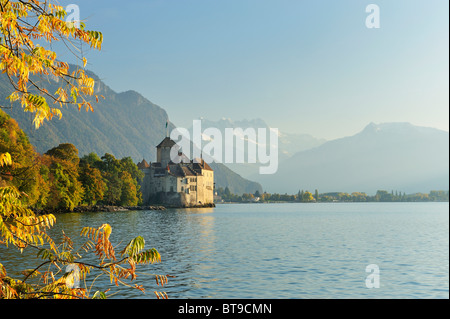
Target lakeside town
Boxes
[215,188,449,204]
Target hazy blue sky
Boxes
[57,0,448,140]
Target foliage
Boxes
[1,137,163,298]
[40,144,83,211]
[1,1,170,299]
[78,163,105,205]
[45,160,83,211]
[301,191,315,202]
[0,110,41,205]
[1,141,146,211]
[0,185,55,250]
[216,187,449,203]
[45,143,80,165]
[119,171,139,206]
[1,221,169,299]
[0,151,11,166]
[0,181,59,298]
[0,0,103,129]
[33,158,51,208]
[1,151,171,299]
[95,153,143,206]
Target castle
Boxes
[137,137,214,207]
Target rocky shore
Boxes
[31,205,166,215]
[31,203,215,215]
[163,203,216,209]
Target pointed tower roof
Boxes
[156,137,176,148]
[137,159,150,169]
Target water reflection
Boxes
[144,208,217,298]
[0,203,448,299]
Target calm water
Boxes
[1,202,448,299]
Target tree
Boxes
[45,143,80,165]
[0,110,41,205]
[45,159,84,211]
[351,192,367,202]
[242,193,254,202]
[119,171,139,206]
[0,0,103,128]
[80,152,103,169]
[297,190,304,202]
[95,153,120,205]
[337,192,351,202]
[120,157,144,184]
[119,157,143,205]
[33,156,51,208]
[43,144,83,211]
[0,160,57,297]
[100,153,122,174]
[1,1,170,299]
[260,192,269,201]
[102,172,122,205]
[1,210,168,298]
[79,163,105,205]
[302,191,315,202]
[375,190,392,202]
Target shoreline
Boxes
[31,203,216,215]
[215,200,450,204]
[29,200,447,214]
[31,205,165,215]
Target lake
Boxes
[0,202,448,299]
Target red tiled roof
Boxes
[137,159,150,169]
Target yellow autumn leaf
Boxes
[0,153,12,167]
[0,0,103,129]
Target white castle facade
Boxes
[137,137,214,207]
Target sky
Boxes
[56,0,449,140]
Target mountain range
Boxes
[0,70,262,195]
[1,67,448,196]
[186,117,326,178]
[251,122,449,194]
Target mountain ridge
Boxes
[187,117,326,178]
[251,122,449,194]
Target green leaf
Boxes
[121,236,145,257]
[92,291,107,299]
[133,248,161,264]
[37,248,54,260]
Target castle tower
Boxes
[156,137,177,168]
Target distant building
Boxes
[137,137,214,207]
